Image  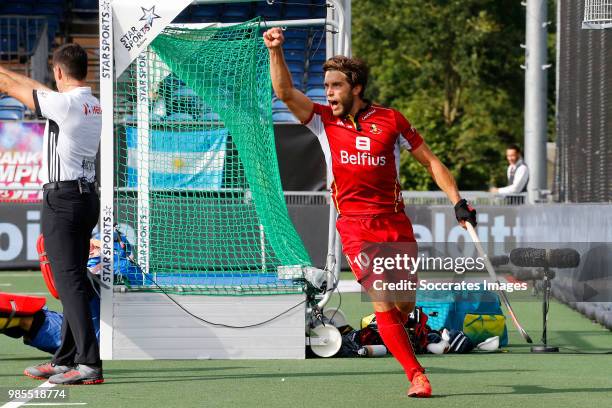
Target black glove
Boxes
[454,199,477,227]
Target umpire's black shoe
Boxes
[48,364,104,385]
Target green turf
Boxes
[1,271,611,407]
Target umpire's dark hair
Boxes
[507,144,522,154]
[52,43,88,81]
[323,55,369,98]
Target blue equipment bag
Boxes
[417,289,508,346]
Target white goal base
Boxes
[105,292,306,360]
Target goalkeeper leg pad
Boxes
[0,292,46,333]
[37,234,60,300]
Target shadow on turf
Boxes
[438,385,612,398]
[108,366,248,375]
[0,356,50,362]
[104,367,534,385]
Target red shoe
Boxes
[407,372,432,398]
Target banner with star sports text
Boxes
[111,0,193,76]
[125,126,227,190]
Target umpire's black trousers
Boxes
[42,182,100,367]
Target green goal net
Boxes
[113,18,311,295]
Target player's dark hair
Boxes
[323,56,369,98]
[507,144,522,154]
[52,43,88,81]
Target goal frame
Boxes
[98,0,349,360]
[582,0,612,29]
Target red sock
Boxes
[397,310,409,325]
[375,309,423,381]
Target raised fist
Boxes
[263,27,285,49]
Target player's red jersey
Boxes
[304,103,424,215]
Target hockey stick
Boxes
[466,222,533,344]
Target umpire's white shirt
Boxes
[34,87,102,184]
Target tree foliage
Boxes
[352,0,529,190]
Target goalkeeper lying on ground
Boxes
[0,232,141,371]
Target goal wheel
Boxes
[308,325,342,357]
[322,307,348,328]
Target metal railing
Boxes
[0,186,534,206]
[283,191,531,206]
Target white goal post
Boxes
[98,0,349,360]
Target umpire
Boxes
[0,44,103,385]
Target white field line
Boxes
[23,404,87,406]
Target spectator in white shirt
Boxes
[490,144,529,194]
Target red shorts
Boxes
[336,212,418,296]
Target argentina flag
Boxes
[125,126,228,190]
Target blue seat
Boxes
[308,62,324,74]
[45,16,60,44]
[0,37,19,55]
[284,38,307,51]
[0,108,25,120]
[35,3,65,19]
[46,16,60,32]
[221,5,251,22]
[291,73,304,89]
[272,111,298,123]
[26,23,44,36]
[191,5,220,21]
[73,0,97,9]
[25,23,46,53]
[284,30,309,40]
[305,88,326,98]
[256,4,281,19]
[284,50,305,63]
[272,99,288,111]
[165,112,194,122]
[0,96,26,120]
[287,61,304,75]
[309,31,326,49]
[309,49,326,64]
[174,8,191,23]
[283,6,311,19]
[202,111,220,121]
[124,113,163,123]
[0,96,26,109]
[0,4,32,14]
[306,73,324,88]
[310,0,327,18]
[175,87,197,98]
